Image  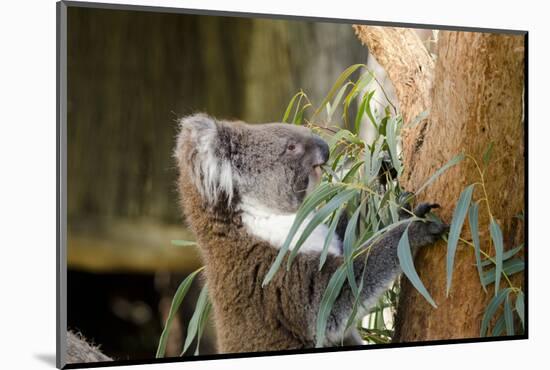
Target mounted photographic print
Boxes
[56,1,528,368]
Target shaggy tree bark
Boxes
[354,26,525,341]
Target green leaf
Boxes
[262,184,343,286]
[329,150,346,176]
[194,299,212,355]
[504,291,515,335]
[315,266,347,347]
[397,225,437,308]
[374,307,385,330]
[481,258,524,286]
[388,191,399,223]
[491,315,506,337]
[323,165,341,182]
[515,291,525,329]
[293,103,311,125]
[385,117,402,176]
[341,254,369,344]
[343,202,364,297]
[345,73,374,129]
[282,91,304,123]
[171,240,197,247]
[328,129,355,150]
[156,267,204,358]
[354,90,369,134]
[181,285,210,355]
[415,154,465,195]
[489,220,505,296]
[345,72,373,108]
[480,288,509,337]
[287,188,358,268]
[341,161,365,183]
[446,184,475,295]
[359,218,413,250]
[481,244,524,267]
[379,188,392,211]
[327,82,352,122]
[365,136,384,183]
[314,64,365,118]
[468,203,486,292]
[319,207,344,270]
[364,90,377,130]
[482,142,494,166]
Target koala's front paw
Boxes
[413,202,440,218]
[407,203,449,248]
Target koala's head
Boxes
[175,114,329,214]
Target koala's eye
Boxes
[287,144,296,151]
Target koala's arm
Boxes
[275,204,447,345]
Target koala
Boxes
[174,113,447,353]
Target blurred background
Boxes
[66,5,369,360]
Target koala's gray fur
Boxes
[174,113,447,353]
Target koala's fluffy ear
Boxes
[175,113,234,206]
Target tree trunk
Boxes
[354,27,525,341]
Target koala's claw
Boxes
[413,203,440,218]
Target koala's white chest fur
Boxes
[240,197,342,256]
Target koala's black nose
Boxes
[312,135,330,165]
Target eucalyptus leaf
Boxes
[314,64,365,117]
[327,82,352,122]
[287,188,358,268]
[156,267,204,358]
[491,315,505,337]
[366,136,384,183]
[504,291,515,336]
[282,91,304,123]
[385,117,402,176]
[468,203,486,291]
[480,288,509,337]
[446,184,475,295]
[319,207,344,270]
[342,253,369,343]
[415,154,465,195]
[315,266,347,347]
[182,285,210,355]
[293,103,311,125]
[262,184,343,286]
[490,220,505,296]
[515,291,525,329]
[342,161,365,183]
[171,240,197,247]
[343,202,364,297]
[328,129,355,150]
[481,244,523,267]
[354,92,369,134]
[481,258,524,286]
[364,90,377,129]
[397,225,437,308]
[346,72,373,107]
[194,299,212,355]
